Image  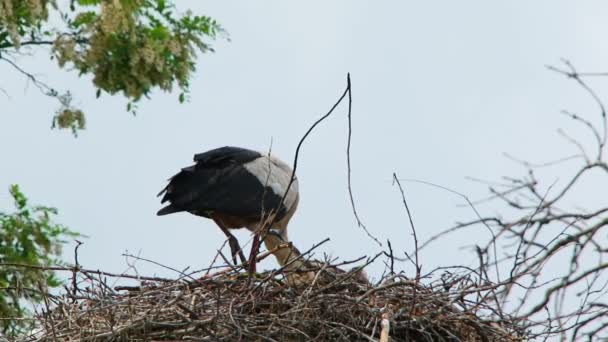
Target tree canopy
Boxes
[0,0,222,133]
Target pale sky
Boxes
[2,1,608,296]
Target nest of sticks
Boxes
[25,247,527,342]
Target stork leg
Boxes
[247,233,261,274]
[213,218,247,265]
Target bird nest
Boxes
[26,258,527,342]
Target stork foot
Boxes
[227,234,247,265]
[213,218,247,266]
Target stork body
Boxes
[157,146,299,270]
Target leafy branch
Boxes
[0,185,79,337]
[0,0,223,134]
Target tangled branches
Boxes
[420,60,608,341]
[15,252,524,342]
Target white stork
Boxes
[157,146,299,272]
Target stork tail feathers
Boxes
[157,205,180,216]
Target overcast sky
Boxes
[2,1,608,287]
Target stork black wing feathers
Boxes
[157,147,285,220]
[193,146,261,165]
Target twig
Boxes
[71,240,83,301]
[346,74,381,245]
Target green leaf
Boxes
[157,0,166,12]
[71,11,97,28]
[76,0,101,6]
[149,24,169,40]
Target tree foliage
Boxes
[0,0,222,133]
[0,185,78,337]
